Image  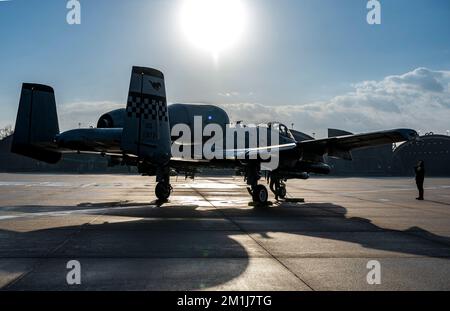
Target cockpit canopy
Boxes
[267,122,295,140]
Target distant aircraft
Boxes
[11,66,418,204]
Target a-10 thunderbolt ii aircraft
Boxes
[11,66,418,204]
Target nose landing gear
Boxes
[252,184,269,203]
[245,163,270,204]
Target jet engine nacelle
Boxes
[97,104,230,131]
[168,104,230,149]
[97,109,126,128]
[168,103,230,132]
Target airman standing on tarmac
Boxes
[414,160,425,200]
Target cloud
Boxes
[219,67,450,137]
[218,91,255,98]
[218,91,240,97]
[55,67,450,138]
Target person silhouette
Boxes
[414,160,425,200]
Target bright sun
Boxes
[180,0,247,56]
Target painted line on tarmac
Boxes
[0,205,150,221]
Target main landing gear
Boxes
[155,166,172,201]
[245,166,289,204]
[269,177,287,201]
[155,182,172,201]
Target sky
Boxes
[0,0,449,137]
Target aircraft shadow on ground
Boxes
[0,201,449,290]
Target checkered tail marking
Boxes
[126,94,168,121]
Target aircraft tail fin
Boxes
[11,83,62,163]
[121,67,172,165]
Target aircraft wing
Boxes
[298,128,418,160]
[223,142,298,160]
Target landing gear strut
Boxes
[155,182,172,201]
[155,166,172,201]
[270,177,287,200]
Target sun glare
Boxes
[180,0,247,57]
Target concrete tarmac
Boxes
[0,173,449,290]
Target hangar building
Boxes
[325,129,393,176]
[391,133,450,176]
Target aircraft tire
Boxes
[155,182,171,201]
[253,185,268,204]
